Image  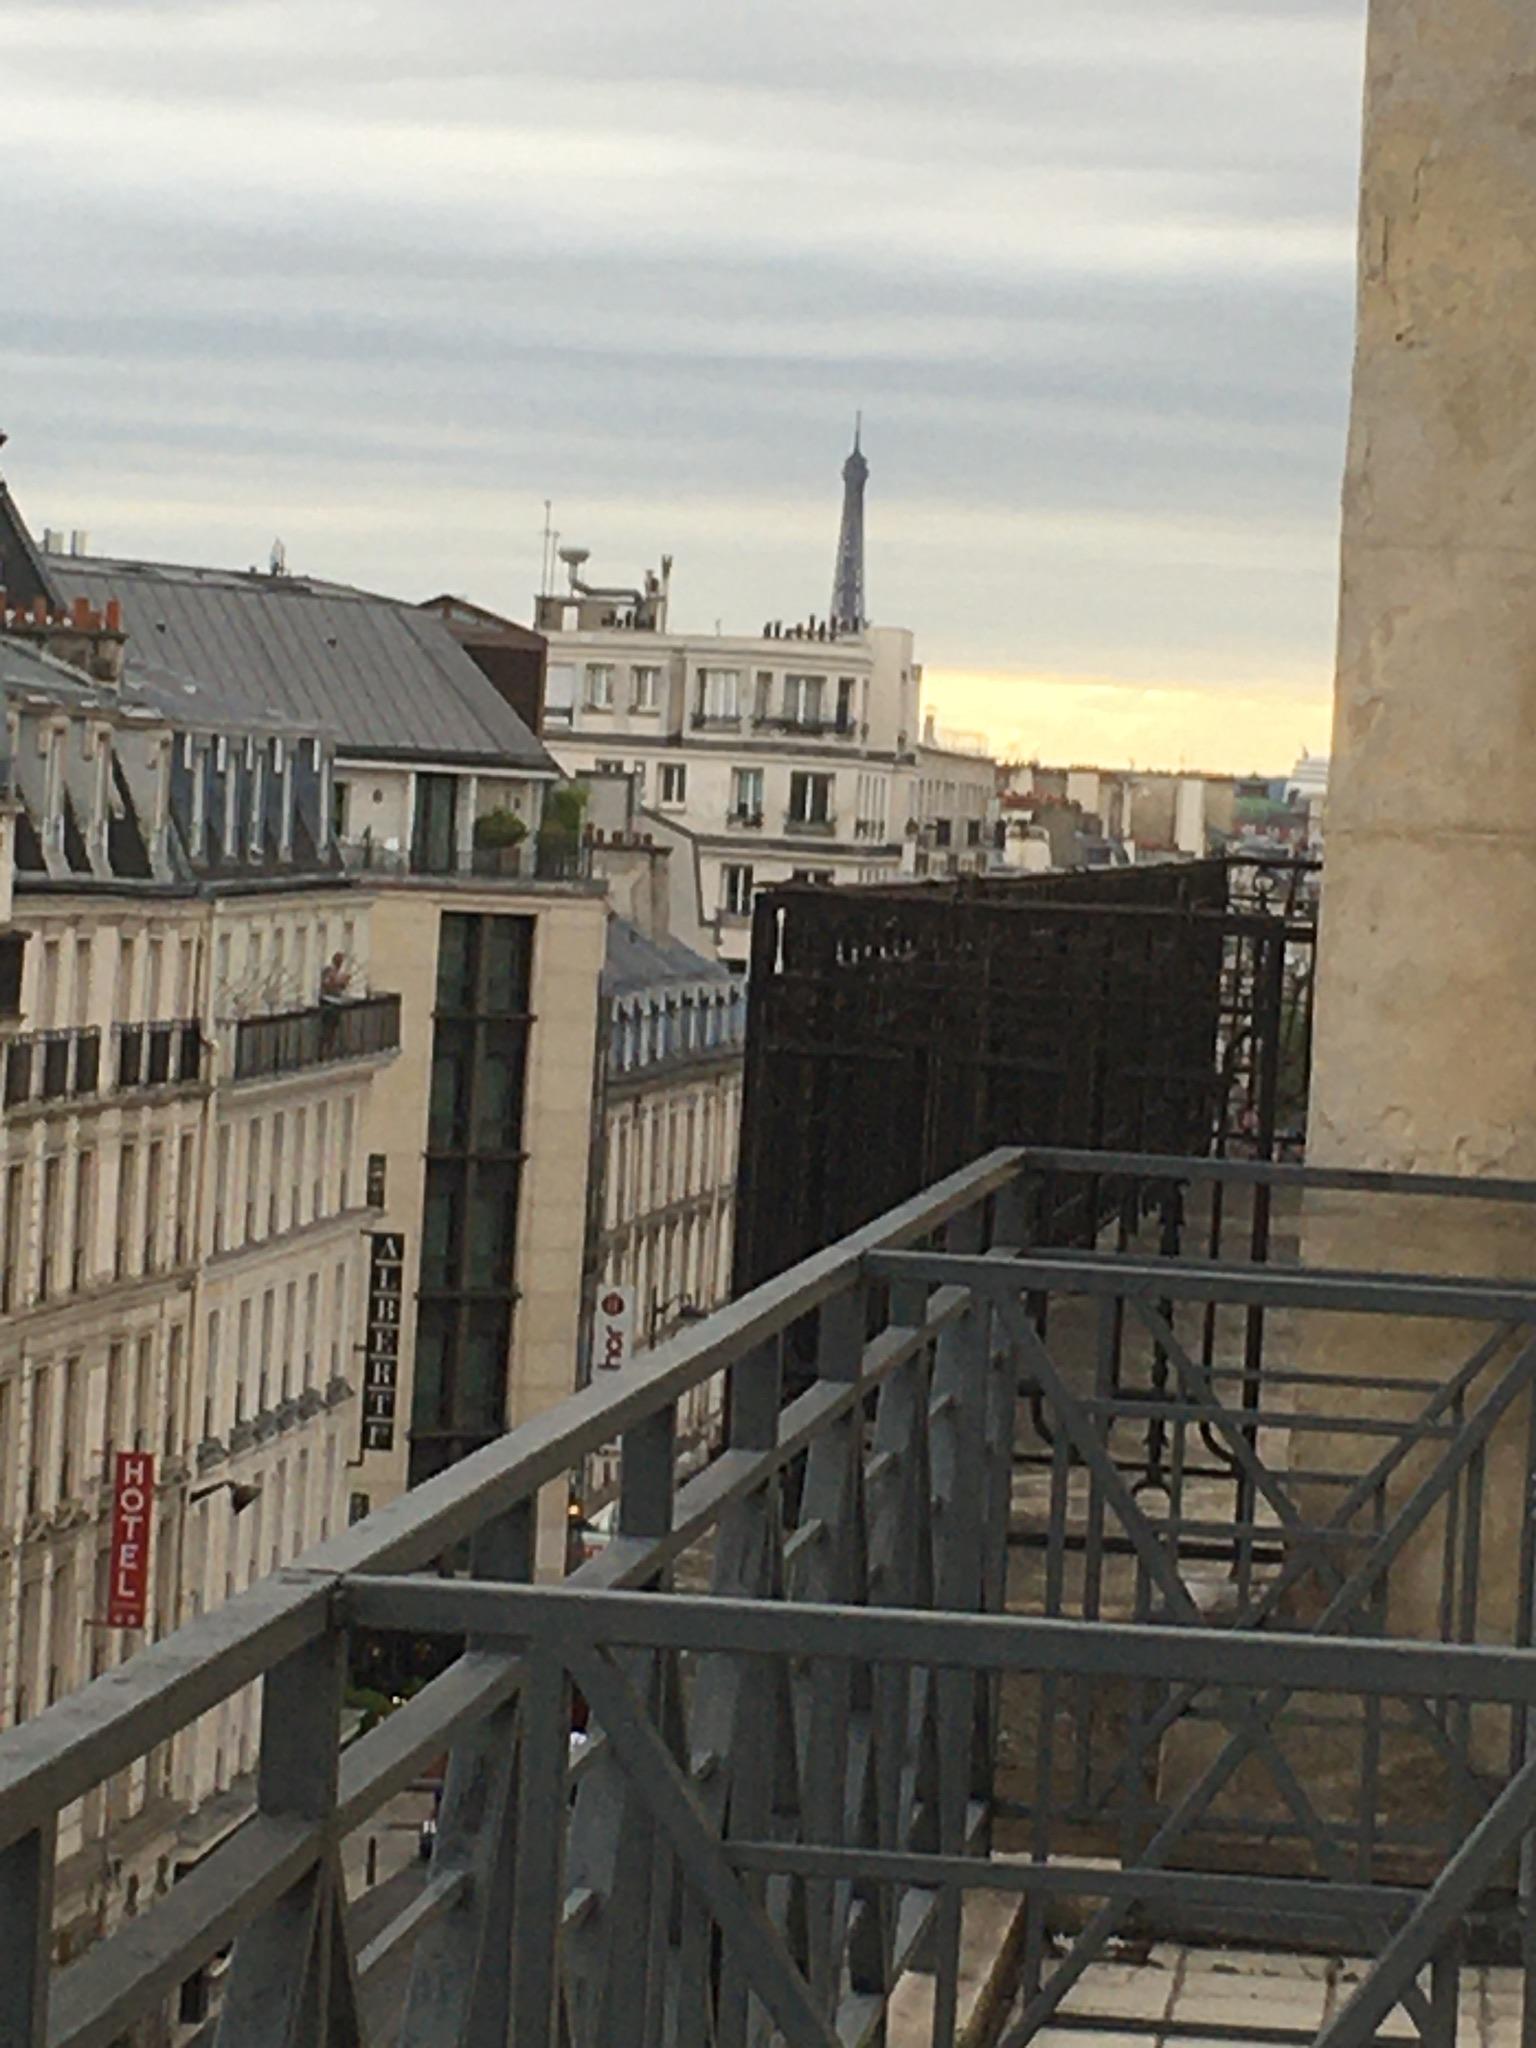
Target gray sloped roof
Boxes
[44,553,555,772]
[603,914,731,998]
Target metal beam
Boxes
[870,1249,1536,1321]
[336,1579,1536,1707]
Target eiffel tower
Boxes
[829,413,868,632]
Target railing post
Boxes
[398,1500,535,2048]
[216,1614,357,2048]
[509,1642,572,2048]
[0,1820,56,2048]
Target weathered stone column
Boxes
[1304,0,1536,1640]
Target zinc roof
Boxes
[44,553,554,772]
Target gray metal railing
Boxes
[7,1148,1536,2046]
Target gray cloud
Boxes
[0,0,1366,720]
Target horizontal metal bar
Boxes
[47,1813,319,2048]
[335,1581,1536,1707]
[336,1291,970,1816]
[725,1842,1419,1921]
[1075,1398,1455,1439]
[355,1868,470,1982]
[870,1249,1536,1321]
[0,1576,330,1858]
[1016,1145,1536,1206]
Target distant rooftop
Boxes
[603,914,731,999]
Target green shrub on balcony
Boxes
[473,807,528,850]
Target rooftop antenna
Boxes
[540,501,555,599]
[269,538,287,578]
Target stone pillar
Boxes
[1304,0,1536,1639]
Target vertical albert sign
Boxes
[108,1450,155,1628]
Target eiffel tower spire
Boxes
[830,413,868,632]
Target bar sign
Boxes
[108,1450,155,1629]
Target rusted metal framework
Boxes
[734,860,1317,1293]
[4,1147,1536,2048]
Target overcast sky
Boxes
[1,0,1367,770]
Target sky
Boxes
[0,0,1368,773]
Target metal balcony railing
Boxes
[339,837,593,883]
[10,1149,1536,2046]
[113,1018,201,1091]
[230,993,401,1083]
[3,1027,110,1109]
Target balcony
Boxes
[230,993,401,1083]
[689,710,742,733]
[752,712,856,738]
[3,1024,179,1111]
[7,1147,1536,2046]
[340,837,592,884]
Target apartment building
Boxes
[534,436,998,964]
[0,606,397,1963]
[14,515,607,1546]
[538,559,920,967]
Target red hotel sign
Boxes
[107,1450,154,1629]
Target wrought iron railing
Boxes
[114,1017,202,1091]
[230,993,401,1082]
[5,1147,1536,2047]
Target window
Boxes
[631,666,661,712]
[730,768,764,822]
[659,763,687,807]
[38,1156,61,1301]
[594,757,626,776]
[59,1359,82,1507]
[244,1120,261,1241]
[134,1335,154,1453]
[143,1141,163,1271]
[721,865,754,918]
[697,669,740,722]
[71,1151,95,1288]
[0,1164,21,1312]
[836,677,856,732]
[175,1132,195,1264]
[203,1312,220,1442]
[784,675,825,726]
[164,1326,184,1457]
[753,671,773,721]
[269,1113,285,1235]
[791,867,835,884]
[116,1143,137,1279]
[585,663,614,710]
[788,771,834,827]
[213,1125,231,1252]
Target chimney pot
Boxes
[71,596,90,628]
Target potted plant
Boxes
[472,807,528,874]
[538,781,588,875]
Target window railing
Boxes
[783,810,837,835]
[230,993,401,1083]
[2,1028,104,1111]
[725,807,763,829]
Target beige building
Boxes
[0,611,396,1960]
[32,537,607,1538]
[0,480,612,1970]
